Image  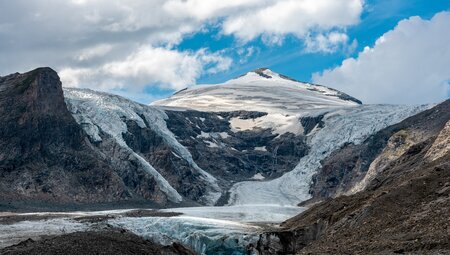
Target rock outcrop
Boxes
[0,68,124,204]
[164,110,309,190]
[0,68,173,208]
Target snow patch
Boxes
[204,140,219,148]
[250,173,265,180]
[254,146,267,152]
[219,132,230,139]
[171,151,181,158]
[197,131,230,140]
[230,113,303,136]
[196,131,211,139]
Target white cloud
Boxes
[313,12,450,104]
[221,0,363,44]
[237,46,259,63]
[60,46,232,91]
[76,44,114,62]
[163,0,261,21]
[304,32,351,53]
[0,0,364,101]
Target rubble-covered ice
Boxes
[0,218,90,248]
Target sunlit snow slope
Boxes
[153,68,429,205]
[153,68,361,113]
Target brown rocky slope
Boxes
[258,99,450,254]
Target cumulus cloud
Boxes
[0,0,363,102]
[304,32,357,54]
[313,11,450,104]
[221,0,363,43]
[60,46,232,90]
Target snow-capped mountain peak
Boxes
[153,68,362,115]
[231,68,285,81]
[231,67,317,84]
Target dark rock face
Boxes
[164,110,309,202]
[0,68,84,163]
[0,68,168,206]
[253,68,273,79]
[258,100,450,254]
[121,118,208,203]
[0,68,119,203]
[300,115,324,135]
[0,229,196,255]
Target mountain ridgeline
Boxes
[0,68,450,254]
[0,67,448,253]
[0,67,438,209]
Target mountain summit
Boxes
[152,68,362,114]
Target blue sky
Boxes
[189,0,449,83]
[146,0,450,103]
[0,0,449,104]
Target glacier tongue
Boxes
[110,216,260,255]
[152,69,431,206]
[63,88,221,204]
[109,205,305,255]
[0,206,305,254]
[63,82,429,207]
[228,104,430,206]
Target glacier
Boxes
[41,69,430,254]
[153,68,430,206]
[0,206,304,254]
[110,216,260,254]
[63,69,430,206]
[110,205,305,255]
[64,88,221,204]
[227,104,429,205]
